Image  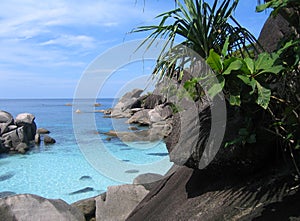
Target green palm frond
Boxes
[133,0,262,80]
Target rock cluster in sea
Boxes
[103,89,173,142]
[0,110,55,154]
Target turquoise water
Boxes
[0,99,172,203]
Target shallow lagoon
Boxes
[0,99,172,203]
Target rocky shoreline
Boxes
[1,83,300,220]
[100,89,174,143]
[0,89,177,221]
[0,94,175,221]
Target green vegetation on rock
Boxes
[136,0,300,173]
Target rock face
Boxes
[258,14,292,53]
[111,89,143,118]
[15,113,36,141]
[143,94,165,109]
[127,109,151,125]
[96,184,149,221]
[102,88,174,142]
[127,166,300,221]
[0,194,85,221]
[0,111,38,154]
[72,196,97,221]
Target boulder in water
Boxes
[37,128,50,134]
[44,135,56,144]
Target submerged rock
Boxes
[0,171,15,182]
[69,187,95,195]
[79,176,92,181]
[0,191,16,198]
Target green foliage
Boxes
[255,0,300,158]
[225,128,256,147]
[256,0,300,35]
[133,0,261,81]
[135,0,300,166]
[206,49,284,109]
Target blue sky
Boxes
[0,0,270,98]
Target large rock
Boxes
[1,126,28,149]
[96,184,149,221]
[0,111,14,124]
[110,109,132,119]
[110,89,143,118]
[15,113,36,141]
[133,173,164,190]
[0,111,14,136]
[72,196,97,221]
[127,109,151,125]
[15,113,35,126]
[127,166,300,221]
[122,98,142,111]
[148,105,172,123]
[0,194,85,221]
[119,89,143,102]
[143,94,165,109]
[258,14,293,53]
[151,120,173,137]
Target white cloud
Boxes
[0,0,175,98]
[41,35,96,49]
[0,0,161,39]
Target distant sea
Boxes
[0,99,172,203]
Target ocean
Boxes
[0,99,172,203]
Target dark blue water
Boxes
[0,99,172,203]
